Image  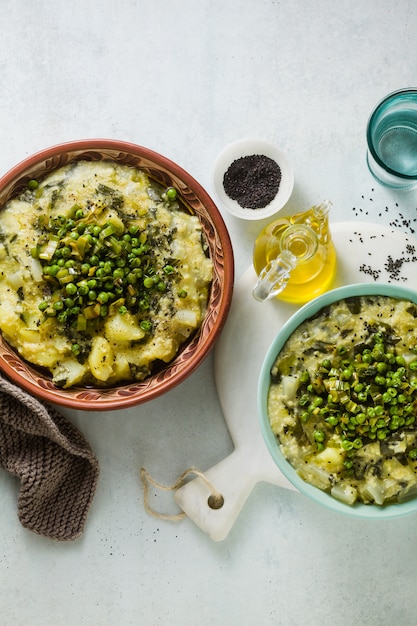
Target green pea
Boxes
[126,272,137,284]
[376,362,388,374]
[375,375,386,386]
[314,429,325,443]
[97,292,109,304]
[65,283,77,296]
[129,224,140,236]
[341,368,353,380]
[113,268,124,280]
[166,187,177,200]
[325,415,339,427]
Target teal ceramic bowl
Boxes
[258,282,417,519]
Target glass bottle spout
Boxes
[252,249,297,301]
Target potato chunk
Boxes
[88,336,114,381]
[104,312,145,343]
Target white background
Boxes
[1,1,417,624]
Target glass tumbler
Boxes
[366,88,417,189]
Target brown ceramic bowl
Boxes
[0,139,234,410]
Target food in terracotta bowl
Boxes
[258,283,417,519]
[0,139,234,410]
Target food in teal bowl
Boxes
[258,282,417,519]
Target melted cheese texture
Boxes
[268,295,417,507]
[0,161,213,387]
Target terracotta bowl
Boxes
[0,139,234,410]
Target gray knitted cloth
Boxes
[0,375,99,540]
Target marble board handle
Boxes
[175,446,296,541]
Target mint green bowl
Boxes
[258,283,417,519]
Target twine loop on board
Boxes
[140,466,224,521]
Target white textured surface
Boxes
[1,1,417,625]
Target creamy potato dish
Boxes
[0,160,213,388]
[268,295,417,506]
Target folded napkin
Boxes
[0,374,99,540]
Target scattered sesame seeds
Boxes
[359,264,381,281]
[385,256,405,281]
[350,189,417,283]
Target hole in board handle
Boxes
[208,493,224,509]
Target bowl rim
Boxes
[258,282,417,519]
[212,137,294,220]
[0,138,235,410]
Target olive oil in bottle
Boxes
[252,200,337,304]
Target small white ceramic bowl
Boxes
[212,138,294,220]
